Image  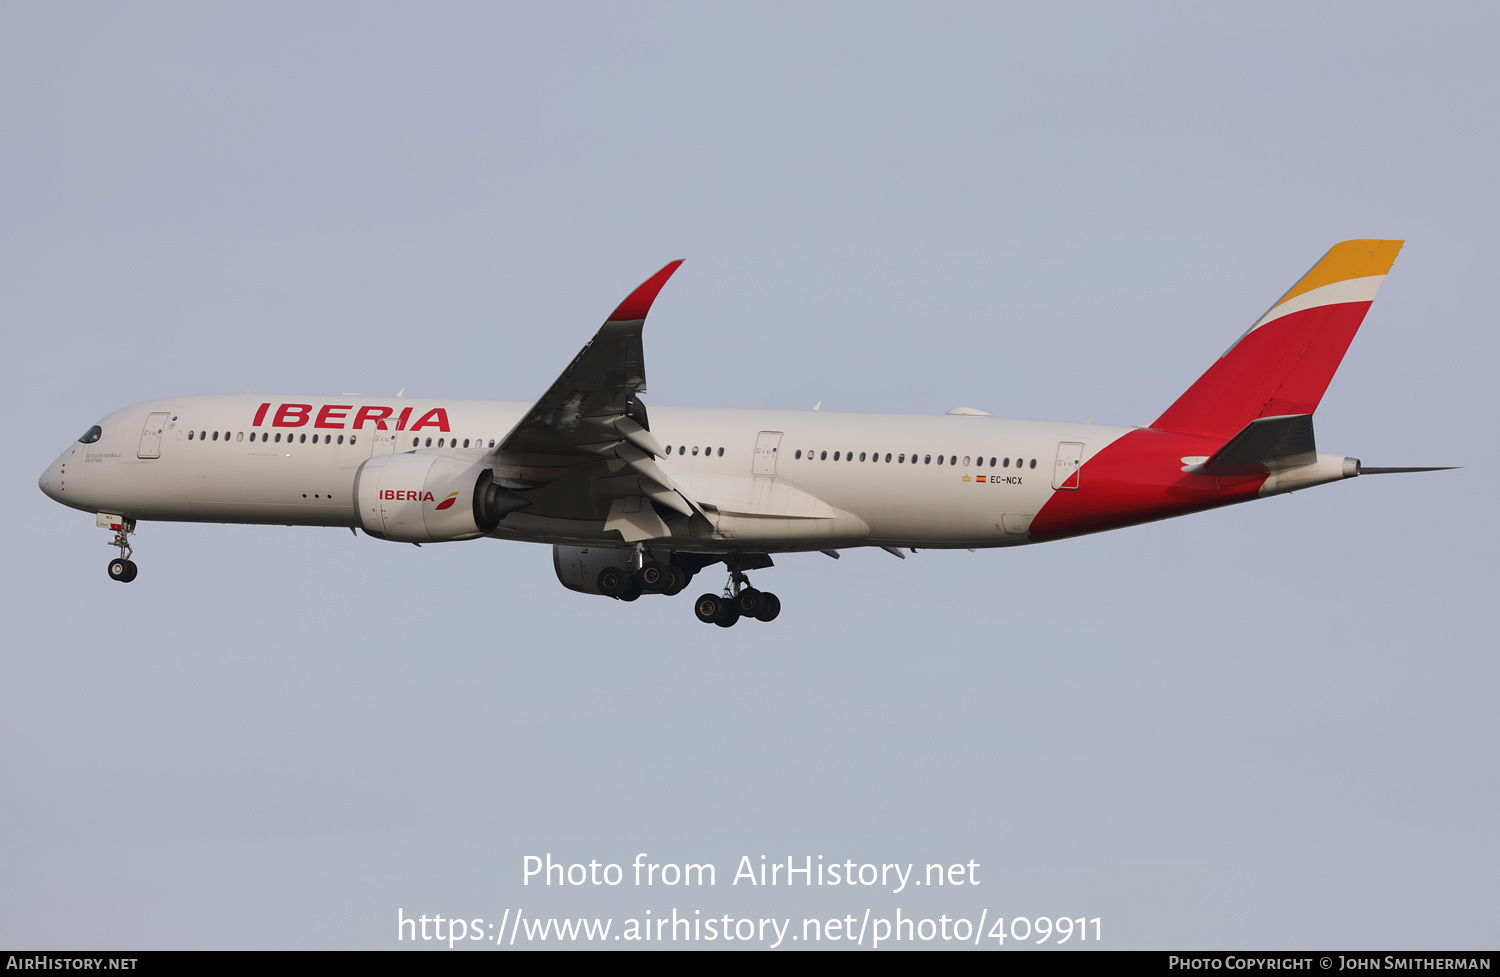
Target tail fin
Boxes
[1152,240,1403,439]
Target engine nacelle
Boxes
[354,452,524,543]
[553,544,634,595]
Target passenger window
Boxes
[898,454,905,463]
[188,431,195,440]
[237,432,243,442]
[666,445,673,454]
[717,447,723,457]
[463,439,470,448]
[425,437,432,447]
[962,455,969,466]
[924,454,931,464]
[1029,458,1037,469]
[859,452,866,462]
[299,434,307,443]
[884,453,891,463]
[820,451,827,460]
[350,436,357,444]
[692,446,699,456]
[833,451,840,460]
[938,455,944,465]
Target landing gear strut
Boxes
[694,567,780,627]
[104,517,138,583]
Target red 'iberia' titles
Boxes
[251,403,451,432]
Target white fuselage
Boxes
[39,394,1133,552]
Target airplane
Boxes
[38,240,1452,626]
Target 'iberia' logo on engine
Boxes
[380,490,435,501]
[434,492,459,511]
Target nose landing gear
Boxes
[102,515,138,583]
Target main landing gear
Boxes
[593,550,781,626]
[597,559,691,601]
[693,567,780,628]
[104,517,138,583]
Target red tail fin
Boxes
[1152,240,1403,439]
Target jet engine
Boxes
[354,452,526,543]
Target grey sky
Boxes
[2,3,1495,949]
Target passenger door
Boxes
[137,412,170,459]
[752,431,783,476]
[1052,442,1083,490]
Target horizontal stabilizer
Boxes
[1181,413,1317,475]
[1356,465,1459,475]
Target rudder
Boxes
[1152,240,1403,439]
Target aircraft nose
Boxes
[38,448,75,504]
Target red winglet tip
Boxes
[607,260,684,323]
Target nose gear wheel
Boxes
[105,518,139,583]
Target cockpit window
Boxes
[78,425,102,444]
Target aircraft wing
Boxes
[483,261,711,541]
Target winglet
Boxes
[607,260,685,323]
